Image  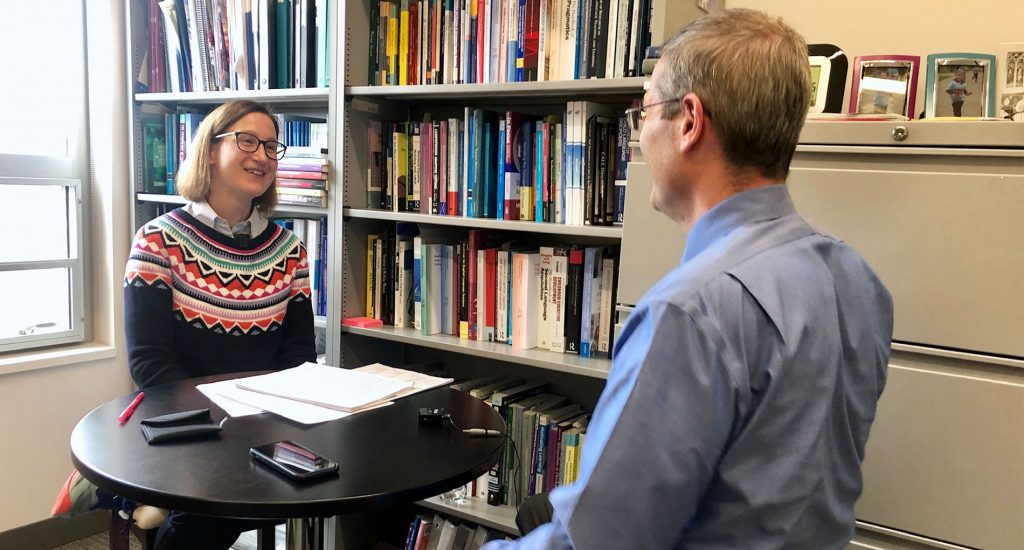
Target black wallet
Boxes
[140,408,224,444]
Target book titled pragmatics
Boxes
[236,362,414,412]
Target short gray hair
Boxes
[656,9,809,180]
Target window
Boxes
[0,0,88,353]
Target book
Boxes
[510,251,540,349]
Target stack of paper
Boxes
[237,363,415,412]
[196,362,454,425]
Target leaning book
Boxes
[235,362,414,412]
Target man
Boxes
[483,9,893,549]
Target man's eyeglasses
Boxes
[624,97,708,133]
[214,131,287,160]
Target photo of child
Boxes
[856,64,910,115]
[935,64,985,117]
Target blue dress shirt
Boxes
[484,184,894,549]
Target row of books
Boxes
[366,226,618,358]
[139,107,328,196]
[276,150,330,207]
[367,101,634,227]
[368,0,657,86]
[450,375,589,508]
[273,217,328,316]
[142,0,330,93]
[404,513,508,550]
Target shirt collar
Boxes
[185,200,269,239]
[682,184,797,264]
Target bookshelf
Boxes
[337,0,678,536]
[124,0,343,364]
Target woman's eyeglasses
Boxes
[214,131,288,160]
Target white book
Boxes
[257,0,271,89]
[511,252,540,349]
[468,525,490,550]
[440,244,454,335]
[549,248,568,353]
[425,513,445,550]
[605,0,619,79]
[434,518,458,550]
[423,243,443,335]
[560,0,579,80]
[547,0,563,82]
[537,0,549,82]
[536,247,554,350]
[613,0,631,78]
[495,249,509,342]
[236,363,413,412]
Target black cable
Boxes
[444,414,521,505]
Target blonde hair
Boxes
[175,100,280,213]
[656,9,810,180]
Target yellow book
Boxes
[387,1,399,85]
[398,0,410,86]
[366,234,379,317]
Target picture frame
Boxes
[849,55,920,118]
[996,42,1024,121]
[807,44,848,114]
[924,53,997,118]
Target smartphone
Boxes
[250,440,339,481]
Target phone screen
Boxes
[250,440,338,480]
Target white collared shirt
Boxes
[183,200,269,239]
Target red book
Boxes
[476,0,486,83]
[408,0,419,85]
[277,177,327,190]
[276,170,328,180]
[483,247,498,341]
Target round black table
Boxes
[70,372,504,522]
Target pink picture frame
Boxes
[849,55,922,118]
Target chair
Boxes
[108,512,280,550]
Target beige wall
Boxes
[726,0,1022,114]
[0,0,132,533]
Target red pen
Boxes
[118,392,145,425]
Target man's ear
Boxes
[677,93,708,154]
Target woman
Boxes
[124,99,315,549]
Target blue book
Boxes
[496,119,506,220]
[516,0,526,81]
[466,108,476,217]
[482,118,497,218]
[534,124,544,222]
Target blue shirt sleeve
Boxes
[484,300,738,549]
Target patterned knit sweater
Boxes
[124,208,315,389]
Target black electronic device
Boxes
[418,407,447,426]
[250,440,339,481]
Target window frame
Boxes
[0,0,90,355]
[0,175,86,353]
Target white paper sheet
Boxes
[236,362,414,412]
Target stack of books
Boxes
[276,146,329,207]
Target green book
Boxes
[141,113,167,194]
[275,0,291,89]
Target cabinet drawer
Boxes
[856,357,1024,549]
[788,166,1024,357]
